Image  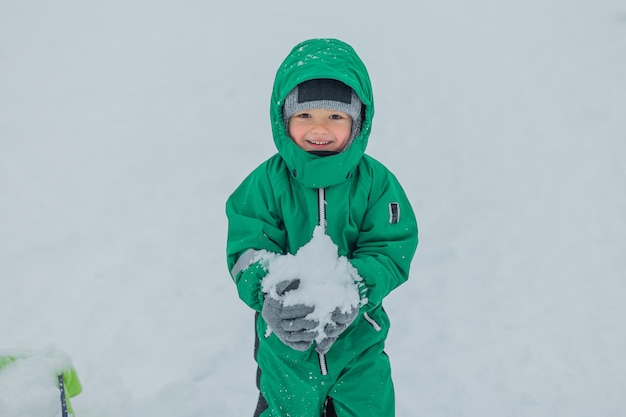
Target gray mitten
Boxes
[315,335,337,355]
[262,279,318,351]
[316,304,359,354]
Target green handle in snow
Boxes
[0,351,82,416]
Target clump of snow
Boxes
[259,226,364,343]
[0,346,73,417]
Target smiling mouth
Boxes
[308,140,331,146]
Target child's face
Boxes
[288,108,352,153]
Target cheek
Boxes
[288,123,306,140]
[334,125,352,141]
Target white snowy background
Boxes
[1,0,625,416]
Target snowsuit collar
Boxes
[270,38,374,189]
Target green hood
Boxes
[270,38,374,188]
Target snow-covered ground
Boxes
[1,0,625,416]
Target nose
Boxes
[311,118,330,133]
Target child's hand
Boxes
[262,279,318,351]
[327,305,359,333]
[315,304,359,354]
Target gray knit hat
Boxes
[283,79,363,146]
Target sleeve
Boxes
[226,162,287,311]
[349,168,419,312]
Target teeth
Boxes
[310,141,330,145]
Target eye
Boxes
[294,112,311,118]
[329,114,345,120]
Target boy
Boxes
[226,38,418,417]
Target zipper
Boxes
[318,188,327,232]
[317,187,329,375]
[318,351,328,376]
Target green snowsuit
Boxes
[226,38,418,417]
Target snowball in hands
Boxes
[259,226,365,351]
